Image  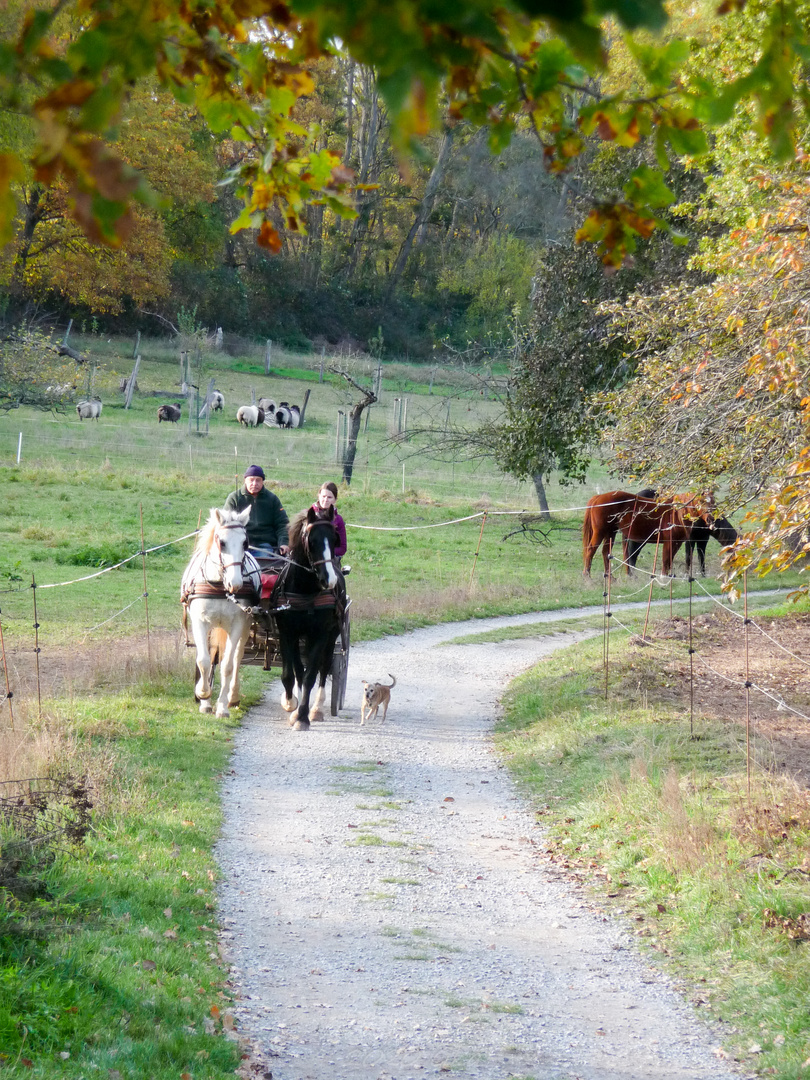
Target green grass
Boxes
[0,335,797,651]
[0,657,266,1079]
[497,614,810,1079]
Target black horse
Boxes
[685,514,738,576]
[274,507,342,731]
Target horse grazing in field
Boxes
[623,492,736,577]
[583,491,652,577]
[272,507,342,730]
[674,494,738,576]
[181,507,261,718]
[583,490,697,578]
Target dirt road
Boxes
[216,612,747,1080]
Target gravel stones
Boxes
[216,615,746,1080]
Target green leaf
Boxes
[68,30,112,76]
[593,0,668,31]
[624,164,674,209]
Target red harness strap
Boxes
[281,591,337,611]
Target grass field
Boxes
[0,333,794,655]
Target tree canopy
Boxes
[2,0,810,263]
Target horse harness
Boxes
[181,525,262,645]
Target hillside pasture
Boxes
[0,336,799,667]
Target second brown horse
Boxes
[582,491,717,578]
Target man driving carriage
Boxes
[224,465,290,560]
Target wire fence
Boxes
[0,492,804,796]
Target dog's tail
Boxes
[386,675,396,688]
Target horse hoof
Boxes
[281,692,298,713]
[309,707,324,722]
[216,706,230,718]
[293,718,310,731]
[199,701,213,714]
[228,699,240,709]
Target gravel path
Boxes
[216,611,748,1080]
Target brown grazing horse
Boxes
[623,493,711,576]
[583,491,695,578]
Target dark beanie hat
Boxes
[244,464,265,479]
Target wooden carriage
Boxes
[241,586,351,716]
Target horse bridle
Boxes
[211,522,251,590]
[301,520,338,573]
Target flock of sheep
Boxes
[75,391,302,428]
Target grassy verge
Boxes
[496,611,810,1080]
[0,647,266,1079]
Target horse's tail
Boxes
[209,626,228,674]
[582,505,594,559]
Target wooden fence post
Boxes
[298,388,311,428]
[124,356,141,410]
[335,411,344,462]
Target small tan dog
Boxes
[360,675,396,725]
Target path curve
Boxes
[216,610,748,1080]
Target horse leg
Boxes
[698,540,708,576]
[289,642,314,730]
[276,624,300,716]
[666,539,683,578]
[191,615,214,714]
[215,621,249,718]
[309,628,337,722]
[293,644,326,728]
[225,616,251,709]
[625,538,640,574]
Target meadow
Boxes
[1,335,807,1080]
[0,332,779,657]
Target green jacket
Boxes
[224,486,289,548]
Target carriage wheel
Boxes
[330,615,350,715]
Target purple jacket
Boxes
[312,504,347,558]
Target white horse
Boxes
[180,507,261,718]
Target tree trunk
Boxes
[384,126,454,300]
[344,76,380,279]
[10,186,46,296]
[343,59,356,166]
[532,473,550,518]
[342,399,371,485]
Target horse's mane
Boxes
[194,507,243,555]
[287,509,308,554]
[288,508,337,555]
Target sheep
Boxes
[236,405,265,427]
[257,397,276,416]
[210,390,224,411]
[158,403,183,423]
[274,403,300,428]
[76,400,102,421]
